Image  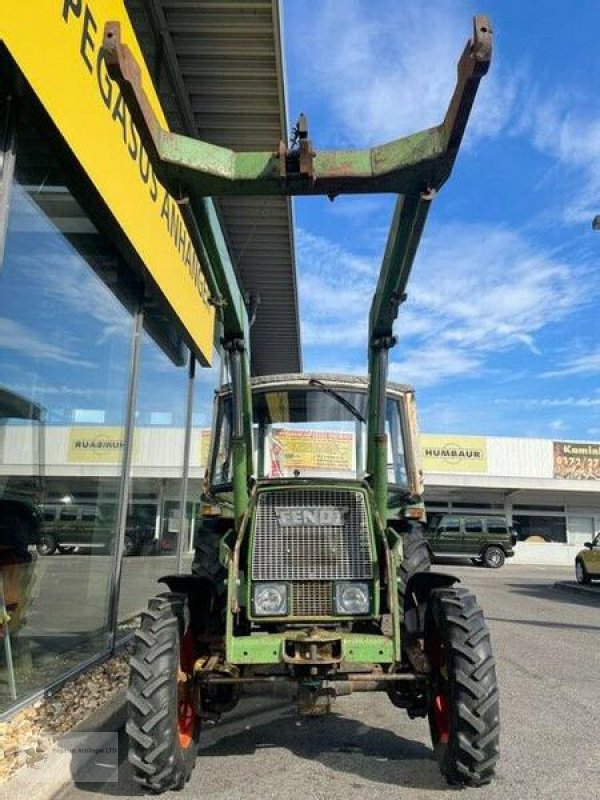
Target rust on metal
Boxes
[277,113,316,180]
[100,21,163,167]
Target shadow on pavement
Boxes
[503,581,600,611]
[487,616,600,632]
[70,699,449,796]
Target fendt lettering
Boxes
[109,15,501,793]
[274,507,348,527]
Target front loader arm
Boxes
[102,16,491,200]
[101,15,492,526]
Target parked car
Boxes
[575,532,600,584]
[425,514,517,568]
[37,503,155,556]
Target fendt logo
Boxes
[274,507,348,527]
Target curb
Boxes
[554,581,600,598]
[5,688,127,800]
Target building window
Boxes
[512,515,566,543]
[0,89,134,712]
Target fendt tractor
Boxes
[102,15,500,791]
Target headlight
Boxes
[253,583,288,616]
[334,582,370,615]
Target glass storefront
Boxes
[0,73,220,713]
[117,332,188,634]
[0,92,133,711]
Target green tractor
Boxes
[104,14,500,791]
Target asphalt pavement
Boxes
[52,563,599,800]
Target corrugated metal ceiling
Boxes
[126,0,301,375]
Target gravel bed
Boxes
[0,648,131,784]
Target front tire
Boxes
[127,593,200,792]
[425,586,500,787]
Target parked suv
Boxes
[575,532,600,584]
[425,514,517,568]
[37,504,154,557]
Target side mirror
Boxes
[584,541,593,549]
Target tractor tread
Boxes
[426,586,500,787]
[127,592,199,792]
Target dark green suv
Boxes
[425,515,517,568]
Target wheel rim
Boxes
[429,632,450,745]
[576,562,583,583]
[177,628,197,749]
[487,549,501,566]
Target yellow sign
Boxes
[1,1,214,363]
[272,429,353,473]
[420,435,488,473]
[67,427,138,463]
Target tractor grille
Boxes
[252,488,373,583]
[291,581,333,617]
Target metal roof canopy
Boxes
[125,0,301,375]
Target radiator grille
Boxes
[252,488,373,582]
[291,581,333,616]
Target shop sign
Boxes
[67,427,138,463]
[553,441,600,480]
[1,1,214,363]
[421,434,488,473]
[270,429,353,476]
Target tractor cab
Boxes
[207,373,422,501]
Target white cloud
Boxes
[549,418,566,432]
[293,0,515,147]
[542,349,600,378]
[298,221,592,387]
[496,396,600,409]
[0,317,93,368]
[515,86,600,225]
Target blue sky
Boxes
[283,0,600,440]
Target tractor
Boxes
[103,15,500,790]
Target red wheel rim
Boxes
[177,628,197,749]
[433,691,450,743]
[429,632,450,744]
[177,698,195,749]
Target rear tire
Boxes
[425,586,500,787]
[482,546,505,569]
[127,593,200,792]
[575,559,590,585]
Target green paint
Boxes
[228,632,394,665]
[232,436,248,526]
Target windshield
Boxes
[211,385,409,485]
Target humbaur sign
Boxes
[420,434,488,473]
[275,507,348,527]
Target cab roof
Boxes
[218,373,415,397]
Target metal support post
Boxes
[108,307,143,651]
[224,339,249,526]
[176,353,195,572]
